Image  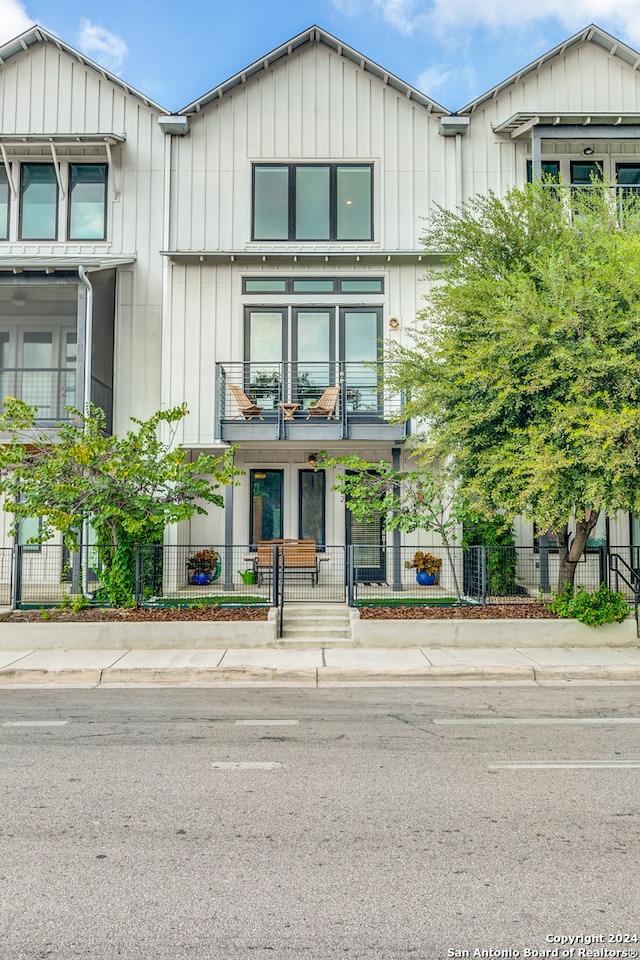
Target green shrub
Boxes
[548,583,629,626]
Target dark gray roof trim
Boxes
[0,25,169,114]
[179,25,448,115]
[458,24,640,115]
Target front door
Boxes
[250,470,283,545]
[346,486,386,583]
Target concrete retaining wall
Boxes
[0,614,278,650]
[349,611,639,648]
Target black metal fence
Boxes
[350,545,611,605]
[4,541,632,609]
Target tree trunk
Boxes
[554,512,599,591]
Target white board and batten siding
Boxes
[462,38,640,198]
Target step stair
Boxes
[277,602,353,647]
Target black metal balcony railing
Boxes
[0,368,77,422]
[215,361,405,438]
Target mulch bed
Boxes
[4,602,556,623]
[4,606,270,623]
[358,603,558,620]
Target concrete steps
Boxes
[277,603,353,647]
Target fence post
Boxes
[135,545,141,605]
[479,546,487,605]
[12,544,21,609]
[347,545,355,607]
[272,544,279,608]
[598,545,608,588]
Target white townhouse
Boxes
[160,26,461,571]
[2,22,640,588]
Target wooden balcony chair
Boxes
[306,385,340,420]
[227,383,264,421]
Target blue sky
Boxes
[2,0,640,112]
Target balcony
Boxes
[215,361,407,442]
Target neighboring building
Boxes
[0,26,167,550]
[1,22,640,566]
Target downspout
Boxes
[456,133,463,207]
[161,129,172,417]
[78,265,94,598]
[438,116,470,207]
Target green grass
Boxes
[143,595,269,608]
[356,597,461,607]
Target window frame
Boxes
[0,164,9,240]
[252,163,374,242]
[19,162,59,241]
[67,163,108,241]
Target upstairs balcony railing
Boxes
[215,361,406,440]
[0,368,77,423]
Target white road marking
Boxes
[435,717,640,725]
[3,720,68,727]
[212,761,286,770]
[234,720,299,726]
[489,760,640,770]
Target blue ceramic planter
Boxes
[416,571,436,586]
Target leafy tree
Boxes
[388,178,640,588]
[0,399,239,604]
[319,454,466,599]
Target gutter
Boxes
[78,265,93,598]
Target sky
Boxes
[2,0,640,112]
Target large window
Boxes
[69,164,107,240]
[0,165,8,240]
[253,164,373,241]
[20,163,58,240]
[8,162,107,242]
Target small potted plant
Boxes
[186,548,221,585]
[405,550,442,586]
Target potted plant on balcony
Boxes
[187,548,221,585]
[405,550,442,586]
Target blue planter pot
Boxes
[192,571,212,586]
[416,571,436,586]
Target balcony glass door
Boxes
[244,309,285,409]
[250,470,283,544]
[292,308,333,408]
[340,307,382,414]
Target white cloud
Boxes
[333,0,640,47]
[0,0,34,44]
[416,65,455,94]
[77,19,128,74]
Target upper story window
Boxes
[68,164,108,240]
[20,163,58,240]
[0,166,9,240]
[252,164,373,242]
[8,162,108,242]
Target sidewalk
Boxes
[1,644,640,685]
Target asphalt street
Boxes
[1,685,639,960]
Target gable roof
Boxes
[179,25,448,115]
[458,24,640,115]
[0,25,169,114]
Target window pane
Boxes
[526,160,560,183]
[617,165,640,185]
[0,165,8,240]
[299,470,325,544]
[254,167,289,240]
[295,166,330,239]
[244,278,288,293]
[247,311,283,364]
[294,310,331,404]
[21,164,57,239]
[337,166,372,240]
[69,164,107,239]
[292,278,335,292]
[340,278,384,293]
[571,161,602,185]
